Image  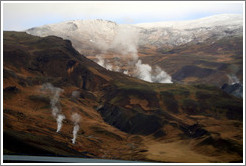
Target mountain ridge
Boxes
[26,14,243,53]
[135,14,243,29]
[25,14,243,89]
[3,31,243,162]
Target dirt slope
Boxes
[3,31,243,163]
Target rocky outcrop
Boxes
[97,103,163,135]
[221,83,243,98]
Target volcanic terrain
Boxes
[3,31,243,163]
[26,14,243,90]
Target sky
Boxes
[2,1,244,31]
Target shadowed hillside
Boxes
[3,31,243,163]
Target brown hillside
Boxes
[3,31,243,163]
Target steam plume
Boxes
[227,74,240,85]
[96,55,113,70]
[108,25,139,62]
[135,60,152,82]
[72,90,80,99]
[56,114,65,132]
[71,113,81,144]
[41,83,66,132]
[152,66,173,83]
[94,25,172,83]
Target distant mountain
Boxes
[27,19,119,55]
[136,14,243,48]
[26,14,243,54]
[3,31,243,163]
[26,14,243,95]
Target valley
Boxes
[3,31,243,163]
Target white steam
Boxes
[123,70,129,75]
[152,66,173,83]
[94,25,172,83]
[135,60,152,82]
[41,83,66,133]
[108,25,139,62]
[72,90,80,99]
[227,74,240,85]
[71,113,81,144]
[96,55,113,70]
[134,61,173,83]
[56,114,65,132]
[72,125,80,144]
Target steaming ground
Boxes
[93,25,172,83]
[3,31,243,162]
[71,91,82,144]
[41,84,83,144]
[96,56,173,83]
[71,113,81,144]
[25,14,242,84]
[41,83,66,132]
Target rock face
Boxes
[97,103,163,135]
[221,83,243,98]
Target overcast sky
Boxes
[2,1,244,31]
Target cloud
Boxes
[3,1,244,30]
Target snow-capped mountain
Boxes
[27,19,119,55]
[26,14,243,55]
[136,14,243,48]
[135,14,243,29]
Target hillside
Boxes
[26,14,243,89]
[3,31,243,163]
[139,36,243,86]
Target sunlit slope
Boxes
[3,31,243,162]
[139,36,243,86]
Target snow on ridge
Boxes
[26,14,243,54]
[134,14,243,29]
[27,14,243,37]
